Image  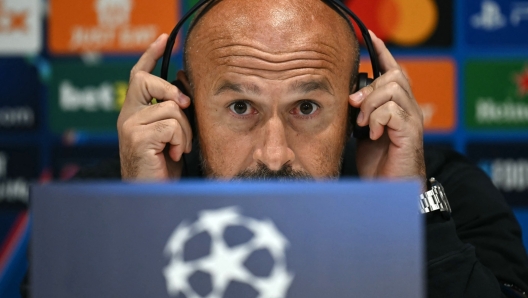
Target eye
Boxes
[295,101,319,116]
[228,101,254,116]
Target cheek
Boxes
[293,103,349,177]
[196,106,254,177]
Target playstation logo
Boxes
[471,0,507,30]
[471,0,528,31]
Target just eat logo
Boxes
[49,0,179,54]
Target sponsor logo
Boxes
[471,0,528,31]
[48,62,133,132]
[359,58,456,131]
[0,0,28,33]
[466,61,528,128]
[468,143,528,205]
[471,0,507,30]
[164,206,294,298]
[0,151,29,204]
[0,58,40,131]
[0,178,29,204]
[0,106,34,128]
[59,80,127,112]
[49,0,178,54]
[0,0,41,54]
[480,159,528,192]
[0,152,6,177]
[475,98,528,123]
[344,0,452,47]
[516,67,528,96]
[466,0,528,45]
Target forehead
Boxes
[185,0,357,76]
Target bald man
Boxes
[114,0,528,297]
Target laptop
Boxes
[31,180,424,298]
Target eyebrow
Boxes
[213,79,335,96]
[288,79,334,96]
[214,81,262,96]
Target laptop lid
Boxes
[31,180,424,298]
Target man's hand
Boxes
[349,31,426,184]
[117,34,192,180]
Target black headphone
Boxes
[160,0,380,139]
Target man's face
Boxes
[185,0,357,179]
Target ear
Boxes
[176,70,192,97]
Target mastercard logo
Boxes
[344,0,439,46]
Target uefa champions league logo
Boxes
[163,206,294,298]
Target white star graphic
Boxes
[163,257,195,295]
[197,207,241,238]
[255,268,295,298]
[249,219,289,258]
[194,236,253,294]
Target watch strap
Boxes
[419,177,451,219]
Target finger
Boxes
[368,101,410,140]
[350,69,413,108]
[372,68,413,98]
[130,34,168,80]
[131,100,193,152]
[369,30,400,73]
[128,71,190,108]
[142,118,188,161]
[356,81,419,127]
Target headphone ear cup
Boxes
[352,73,373,139]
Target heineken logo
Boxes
[466,61,528,128]
[476,98,528,123]
[515,67,528,97]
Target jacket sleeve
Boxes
[425,148,528,298]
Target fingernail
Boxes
[350,90,363,103]
[154,34,163,44]
[357,111,364,124]
[369,29,377,38]
[179,93,190,105]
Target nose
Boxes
[253,116,295,171]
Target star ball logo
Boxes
[0,0,41,54]
[163,206,294,298]
[344,0,452,47]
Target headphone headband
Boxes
[160,0,381,81]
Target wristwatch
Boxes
[419,177,451,219]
